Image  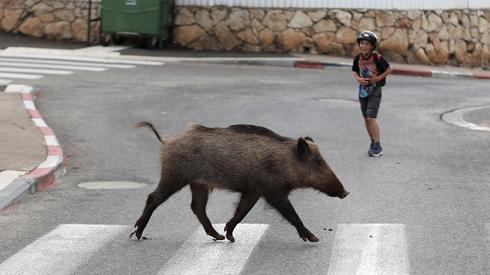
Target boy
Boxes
[352,31,392,157]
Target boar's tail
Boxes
[135,121,165,144]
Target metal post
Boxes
[86,0,92,46]
[86,0,101,46]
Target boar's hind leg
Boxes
[131,182,185,240]
[190,183,225,241]
[264,194,319,242]
[224,191,260,242]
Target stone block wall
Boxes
[174,7,490,68]
[1,0,489,68]
[0,0,101,42]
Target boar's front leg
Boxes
[264,194,319,242]
[224,191,260,242]
[190,183,225,241]
[131,182,185,240]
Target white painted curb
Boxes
[0,84,65,210]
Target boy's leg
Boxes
[368,120,383,157]
[365,87,382,139]
[364,87,383,156]
[360,87,382,141]
[365,118,380,142]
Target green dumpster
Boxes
[100,0,172,49]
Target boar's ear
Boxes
[305,136,314,143]
[297,138,310,158]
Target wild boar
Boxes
[131,121,349,243]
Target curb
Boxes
[441,105,490,132]
[292,60,490,79]
[0,85,64,210]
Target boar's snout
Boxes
[338,191,350,199]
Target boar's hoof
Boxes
[308,235,320,242]
[339,191,350,199]
[129,231,138,240]
[129,229,144,240]
[226,233,235,243]
[300,233,319,242]
[212,234,225,241]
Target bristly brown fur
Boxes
[131,121,349,243]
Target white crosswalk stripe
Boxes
[158,224,269,275]
[0,57,135,69]
[0,49,162,85]
[0,67,72,75]
[0,224,129,275]
[0,61,106,72]
[0,72,42,79]
[0,51,163,66]
[5,223,465,274]
[327,224,409,275]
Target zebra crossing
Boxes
[4,222,482,275]
[158,224,269,275]
[327,224,409,275]
[0,48,163,87]
[0,225,129,275]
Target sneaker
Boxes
[368,141,374,155]
[369,142,383,157]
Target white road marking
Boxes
[0,51,163,66]
[0,57,135,68]
[327,224,409,275]
[0,73,42,79]
[77,181,148,189]
[0,224,129,275]
[0,67,72,75]
[441,105,490,132]
[158,223,269,275]
[0,62,106,72]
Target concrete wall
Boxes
[0,0,489,68]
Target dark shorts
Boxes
[359,86,382,118]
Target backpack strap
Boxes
[354,54,361,74]
[372,51,385,73]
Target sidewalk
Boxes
[0,85,64,209]
[0,34,489,209]
[118,47,490,79]
[292,53,490,79]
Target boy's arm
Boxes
[352,71,369,86]
[370,66,392,84]
[352,55,369,86]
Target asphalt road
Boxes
[0,60,489,274]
